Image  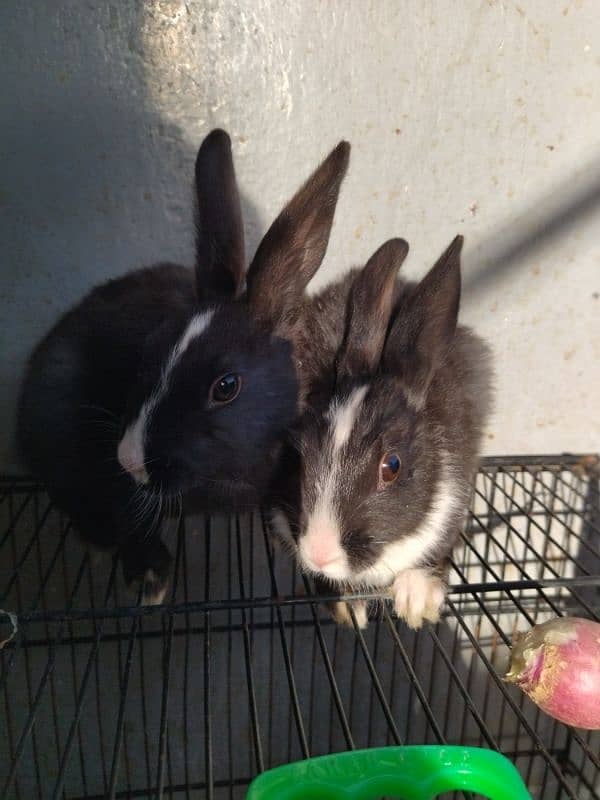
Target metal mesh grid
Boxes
[1,455,599,800]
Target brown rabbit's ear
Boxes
[245,141,350,329]
[195,129,245,301]
[336,239,409,381]
[383,235,463,403]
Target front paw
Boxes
[392,568,446,630]
[314,575,369,629]
[330,600,368,629]
[141,568,169,606]
[121,538,172,606]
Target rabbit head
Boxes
[117,131,350,504]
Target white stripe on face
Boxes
[355,453,462,587]
[299,385,368,579]
[117,309,215,482]
[328,384,369,452]
[173,311,216,358]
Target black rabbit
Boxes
[17,130,350,603]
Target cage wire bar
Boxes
[0,455,599,800]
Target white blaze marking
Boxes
[328,385,368,452]
[356,455,462,587]
[300,385,368,578]
[117,309,215,481]
[173,311,216,358]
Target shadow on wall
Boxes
[464,153,600,298]
[0,3,260,472]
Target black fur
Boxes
[17,130,350,602]
[143,305,297,498]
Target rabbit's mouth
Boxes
[301,558,350,583]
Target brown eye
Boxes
[210,373,242,405]
[380,452,401,485]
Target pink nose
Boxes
[118,453,148,484]
[117,430,149,484]
[300,520,346,575]
[310,553,343,570]
[303,544,345,571]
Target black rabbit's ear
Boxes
[195,129,245,301]
[245,141,350,330]
[383,235,463,403]
[336,239,409,382]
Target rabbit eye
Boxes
[210,373,242,405]
[380,452,401,485]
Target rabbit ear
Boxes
[336,239,409,381]
[195,129,245,300]
[383,235,463,402]
[245,141,350,329]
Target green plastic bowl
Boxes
[246,745,533,800]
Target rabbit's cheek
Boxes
[354,456,460,586]
[270,508,297,549]
[119,308,217,484]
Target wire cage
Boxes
[1,455,599,800]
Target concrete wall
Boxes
[2,1,599,471]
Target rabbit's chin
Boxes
[182,479,261,513]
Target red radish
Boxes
[505,616,600,730]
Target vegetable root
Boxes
[505,616,600,730]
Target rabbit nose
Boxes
[300,538,347,575]
[312,553,344,570]
[129,465,149,484]
[300,510,348,576]
[117,428,149,484]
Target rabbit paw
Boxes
[141,569,169,606]
[121,538,172,606]
[330,600,368,629]
[392,568,446,630]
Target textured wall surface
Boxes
[1,1,599,470]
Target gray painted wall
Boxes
[2,1,599,472]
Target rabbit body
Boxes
[17,131,351,603]
[270,237,493,629]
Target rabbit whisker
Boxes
[79,404,121,422]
